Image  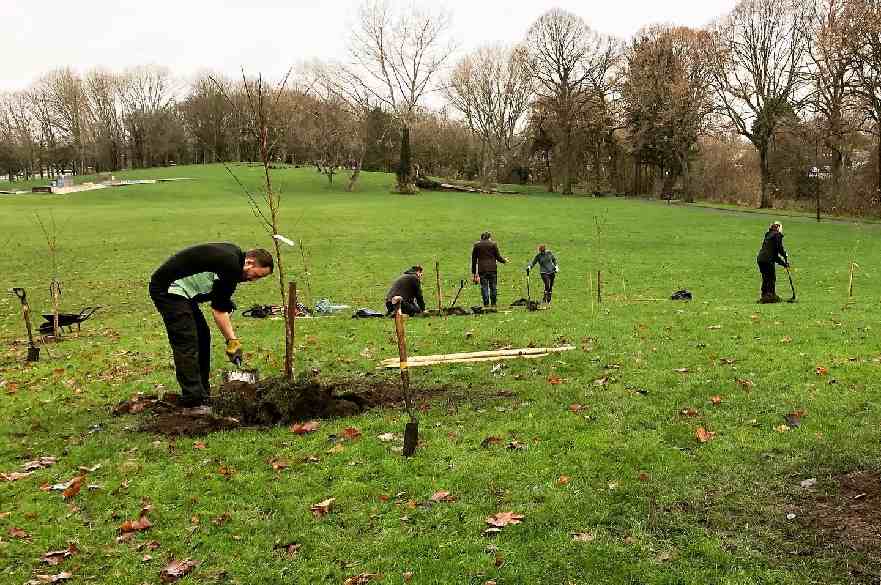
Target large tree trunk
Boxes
[681,153,693,203]
[544,150,554,193]
[396,125,417,194]
[562,126,574,195]
[759,144,772,209]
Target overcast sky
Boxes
[2,0,736,90]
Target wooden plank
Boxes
[379,345,574,367]
[382,353,550,368]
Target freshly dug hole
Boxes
[211,376,442,426]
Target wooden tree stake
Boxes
[435,260,443,311]
[597,270,602,304]
[284,281,297,381]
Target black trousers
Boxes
[540,272,556,303]
[386,299,422,316]
[478,272,498,306]
[150,285,211,402]
[758,261,776,297]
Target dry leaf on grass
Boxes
[377,433,397,442]
[160,558,199,583]
[710,395,722,405]
[25,571,72,584]
[568,403,586,413]
[290,420,320,435]
[674,368,690,374]
[736,378,754,390]
[506,440,525,450]
[571,532,595,542]
[774,424,791,433]
[62,476,84,499]
[557,475,571,485]
[41,543,78,565]
[22,457,57,471]
[547,375,563,385]
[119,508,153,535]
[273,542,301,556]
[218,466,235,479]
[695,427,716,443]
[270,459,289,471]
[311,498,335,518]
[480,436,502,448]
[343,574,378,585]
[429,491,456,503]
[593,376,608,386]
[815,366,829,376]
[680,408,699,417]
[9,526,31,540]
[0,471,33,482]
[192,442,206,450]
[341,427,362,441]
[326,444,345,454]
[485,511,525,528]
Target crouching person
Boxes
[385,265,425,316]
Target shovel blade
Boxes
[225,369,258,385]
[403,421,419,456]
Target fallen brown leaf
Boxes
[27,571,72,584]
[593,376,608,386]
[695,427,716,443]
[62,476,84,499]
[547,374,563,385]
[22,457,57,471]
[270,458,289,471]
[343,574,378,585]
[506,440,525,450]
[568,403,586,413]
[736,378,754,390]
[480,436,502,448]
[571,532,595,542]
[311,497,335,518]
[326,444,345,454]
[638,472,651,482]
[815,366,829,376]
[710,395,722,405]
[218,465,234,479]
[341,427,362,441]
[429,491,456,503]
[119,508,152,534]
[290,420,320,435]
[41,543,78,565]
[160,558,199,583]
[403,572,414,582]
[680,407,699,417]
[273,542,301,556]
[0,471,33,481]
[557,475,571,485]
[9,526,31,540]
[192,442,206,450]
[212,512,231,526]
[485,511,525,528]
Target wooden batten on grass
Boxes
[380,346,575,368]
[597,270,602,304]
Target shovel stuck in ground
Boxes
[393,304,418,456]
[11,288,39,362]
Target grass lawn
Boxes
[1,164,880,584]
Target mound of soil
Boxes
[417,307,471,317]
[211,377,434,426]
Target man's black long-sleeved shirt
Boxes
[756,231,787,266]
[150,243,245,312]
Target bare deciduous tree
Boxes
[347,0,455,193]
[710,0,815,208]
[446,44,534,185]
[526,8,620,195]
[845,0,881,196]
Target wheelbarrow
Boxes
[38,306,101,334]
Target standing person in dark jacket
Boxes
[149,243,274,407]
[756,221,788,303]
[386,266,425,316]
[527,244,558,304]
[471,232,508,308]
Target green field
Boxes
[1,164,880,584]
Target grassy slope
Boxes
[1,164,880,584]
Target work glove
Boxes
[225,338,243,366]
[472,274,480,284]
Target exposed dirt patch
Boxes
[796,470,881,557]
[114,378,463,436]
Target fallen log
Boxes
[379,345,574,368]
